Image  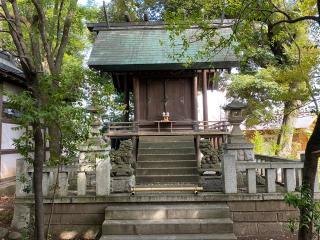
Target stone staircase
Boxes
[136,136,199,186]
[100,202,236,240]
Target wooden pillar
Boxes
[123,78,130,122]
[133,77,140,122]
[202,70,208,127]
[193,75,198,121]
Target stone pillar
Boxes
[247,168,256,193]
[15,158,31,197]
[58,172,68,196]
[266,168,276,193]
[11,204,31,230]
[12,158,31,230]
[224,143,254,161]
[77,172,87,196]
[96,156,111,196]
[42,172,50,196]
[285,168,296,192]
[222,154,237,193]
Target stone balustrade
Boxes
[16,160,111,198]
[222,154,306,194]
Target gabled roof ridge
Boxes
[87,19,236,32]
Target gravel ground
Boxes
[0,195,14,228]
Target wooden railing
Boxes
[106,120,230,134]
[222,154,305,194]
[194,121,230,132]
[107,122,138,133]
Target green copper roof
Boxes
[88,24,239,71]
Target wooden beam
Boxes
[133,77,140,122]
[193,74,198,121]
[202,70,208,126]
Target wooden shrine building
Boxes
[87,21,238,131]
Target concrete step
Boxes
[105,204,231,220]
[136,175,199,184]
[100,233,237,240]
[136,167,198,176]
[139,136,194,143]
[138,154,195,161]
[137,160,197,168]
[139,147,195,154]
[140,142,194,148]
[102,218,234,235]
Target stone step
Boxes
[138,154,195,161]
[105,204,231,220]
[137,160,197,168]
[139,136,194,143]
[100,233,237,240]
[102,218,234,235]
[139,147,195,154]
[136,167,198,176]
[136,175,199,184]
[140,142,194,148]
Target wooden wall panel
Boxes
[138,75,193,122]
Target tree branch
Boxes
[30,0,56,73]
[270,16,320,29]
[55,0,77,72]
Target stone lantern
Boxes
[224,100,247,143]
[223,100,254,162]
[223,100,247,144]
[224,100,246,123]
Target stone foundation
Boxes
[13,195,299,240]
[229,201,298,240]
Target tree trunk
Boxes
[275,101,299,156]
[33,122,45,240]
[298,115,320,240]
[48,124,62,162]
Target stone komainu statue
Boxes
[110,139,134,176]
[200,139,223,169]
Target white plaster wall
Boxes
[1,153,21,178]
[198,90,228,121]
[1,123,25,149]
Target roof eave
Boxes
[88,61,239,72]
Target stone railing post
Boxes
[222,154,237,193]
[58,172,68,196]
[15,158,31,197]
[247,168,256,193]
[12,158,31,230]
[266,168,276,193]
[96,153,111,196]
[42,172,50,196]
[77,172,87,196]
[285,168,296,192]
